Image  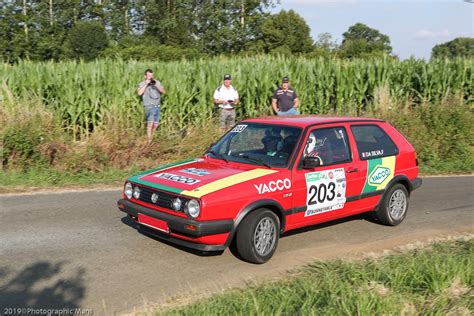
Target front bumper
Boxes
[117,199,233,251]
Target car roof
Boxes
[242,115,384,128]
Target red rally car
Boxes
[117,116,422,263]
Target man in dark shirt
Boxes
[272,76,300,115]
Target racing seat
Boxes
[280,135,299,156]
[330,139,349,162]
[318,141,334,165]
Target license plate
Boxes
[138,213,169,233]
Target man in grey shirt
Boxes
[272,76,299,115]
[138,69,166,141]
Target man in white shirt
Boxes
[213,74,239,131]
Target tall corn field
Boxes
[0,56,472,140]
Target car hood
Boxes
[127,158,279,198]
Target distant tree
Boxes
[143,0,194,47]
[315,32,336,50]
[193,1,272,55]
[305,32,337,58]
[432,38,474,59]
[142,0,271,55]
[99,0,136,41]
[0,0,105,62]
[259,9,314,55]
[27,1,73,60]
[0,0,279,61]
[0,2,27,62]
[101,35,203,61]
[339,23,392,58]
[66,21,109,60]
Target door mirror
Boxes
[303,156,322,169]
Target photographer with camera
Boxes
[213,74,239,131]
[138,69,166,141]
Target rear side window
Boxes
[351,125,398,160]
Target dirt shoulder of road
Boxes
[1,174,473,196]
[133,231,474,315]
[0,185,122,196]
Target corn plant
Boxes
[0,57,471,140]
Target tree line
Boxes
[0,0,472,62]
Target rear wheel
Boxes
[236,209,280,264]
[376,183,409,226]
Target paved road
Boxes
[0,177,473,314]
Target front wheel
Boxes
[376,183,409,226]
[236,209,280,264]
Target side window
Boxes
[351,125,398,160]
[302,127,351,166]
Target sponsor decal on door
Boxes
[304,168,347,217]
[254,178,291,194]
[362,156,395,193]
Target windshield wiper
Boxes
[207,149,228,163]
[238,154,272,168]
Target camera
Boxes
[148,79,156,86]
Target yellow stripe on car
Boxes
[373,156,396,190]
[181,168,279,198]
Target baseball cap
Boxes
[282,76,289,83]
[224,74,232,80]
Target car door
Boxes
[287,124,366,229]
[348,123,401,210]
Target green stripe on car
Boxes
[127,158,196,194]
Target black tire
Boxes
[235,209,280,264]
[376,183,409,226]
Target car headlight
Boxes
[172,197,182,211]
[124,182,133,199]
[186,200,200,218]
[133,186,141,199]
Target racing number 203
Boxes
[308,182,336,205]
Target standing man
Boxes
[272,76,300,115]
[213,74,239,131]
[137,69,166,141]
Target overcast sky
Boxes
[271,0,473,59]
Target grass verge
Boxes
[0,96,472,191]
[160,239,473,315]
[0,160,470,193]
[0,168,136,192]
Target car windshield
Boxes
[206,123,302,168]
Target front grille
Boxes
[137,185,188,213]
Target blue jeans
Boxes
[145,106,161,123]
[277,108,299,116]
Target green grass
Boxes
[0,92,471,191]
[160,239,473,315]
[0,168,138,191]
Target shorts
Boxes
[277,107,299,116]
[220,108,236,129]
[145,106,161,124]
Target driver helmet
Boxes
[262,129,282,147]
[305,133,317,155]
[262,135,282,146]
